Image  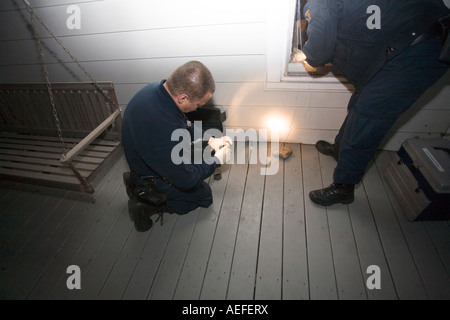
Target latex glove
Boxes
[208,136,233,152]
[292,50,307,62]
[213,145,232,165]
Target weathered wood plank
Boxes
[0,82,121,193]
[54,89,81,132]
[173,173,230,299]
[0,148,105,164]
[199,152,248,299]
[0,189,40,239]
[0,132,120,147]
[24,156,129,299]
[1,144,448,300]
[60,183,128,300]
[301,144,337,299]
[61,109,121,163]
[227,145,265,300]
[349,181,398,299]
[363,153,428,299]
[42,157,129,300]
[72,186,131,300]
[0,137,116,153]
[282,143,308,300]
[33,90,55,129]
[0,187,10,204]
[0,83,120,138]
[254,146,283,300]
[377,151,450,300]
[147,210,200,300]
[0,160,91,178]
[318,152,367,300]
[121,214,178,300]
[11,195,79,300]
[97,227,152,300]
[0,154,97,171]
[423,221,450,277]
[0,167,81,185]
[0,187,69,299]
[0,142,111,159]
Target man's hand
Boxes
[292,50,307,62]
[214,145,232,165]
[208,136,233,152]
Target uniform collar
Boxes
[158,80,184,117]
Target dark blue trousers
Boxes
[334,38,449,185]
[155,179,213,215]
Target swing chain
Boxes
[23,1,115,106]
[24,0,119,159]
[26,1,67,157]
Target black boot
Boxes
[309,183,354,206]
[128,197,167,232]
[123,172,135,199]
[315,141,340,161]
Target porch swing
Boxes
[0,1,122,194]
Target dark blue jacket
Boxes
[302,0,449,91]
[122,81,220,189]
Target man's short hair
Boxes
[166,61,216,101]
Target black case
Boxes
[383,138,450,221]
[186,105,226,132]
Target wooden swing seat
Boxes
[0,82,122,194]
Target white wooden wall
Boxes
[0,0,449,149]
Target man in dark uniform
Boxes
[122,61,232,231]
[293,0,450,206]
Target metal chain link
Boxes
[23,0,119,159]
[23,0,115,106]
[25,2,67,157]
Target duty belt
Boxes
[137,172,192,192]
[411,14,450,46]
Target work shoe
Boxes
[123,172,135,199]
[128,198,166,232]
[315,141,339,161]
[309,183,355,206]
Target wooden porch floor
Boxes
[0,143,449,300]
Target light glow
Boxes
[265,115,290,133]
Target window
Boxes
[288,0,340,77]
[265,0,353,92]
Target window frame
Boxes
[265,0,353,92]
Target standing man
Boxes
[293,0,450,206]
[122,61,232,231]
